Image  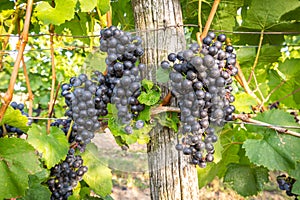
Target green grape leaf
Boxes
[108,117,152,145]
[137,106,151,122]
[79,0,97,12]
[232,93,256,113]
[56,12,91,44]
[269,59,300,108]
[155,112,179,132]
[224,163,269,196]
[111,0,134,30]
[97,0,110,14]
[0,138,42,199]
[241,0,300,30]
[141,79,154,91]
[138,90,161,106]
[19,170,51,200]
[156,67,170,83]
[243,129,298,171]
[233,110,300,171]
[0,1,14,11]
[34,0,77,25]
[27,124,69,169]
[82,143,112,197]
[0,106,29,132]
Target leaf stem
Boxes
[66,120,74,140]
[235,62,263,107]
[47,24,57,134]
[21,56,34,117]
[247,29,264,83]
[0,0,33,123]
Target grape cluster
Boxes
[277,175,298,199]
[0,102,28,137]
[162,32,236,167]
[47,149,88,200]
[60,74,102,151]
[100,26,146,131]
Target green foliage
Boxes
[138,79,161,106]
[0,138,43,199]
[0,106,29,132]
[232,93,256,113]
[27,124,69,169]
[224,163,269,196]
[19,170,51,200]
[108,117,153,145]
[81,143,113,197]
[97,0,111,14]
[243,110,300,171]
[0,0,300,199]
[34,0,77,25]
[155,112,179,132]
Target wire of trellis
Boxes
[26,116,300,129]
[1,43,300,54]
[0,24,300,38]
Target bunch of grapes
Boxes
[100,26,146,131]
[161,31,236,167]
[47,149,88,200]
[277,175,298,199]
[0,102,28,137]
[60,74,102,151]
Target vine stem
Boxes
[235,62,263,107]
[47,24,57,133]
[233,113,300,138]
[150,106,300,137]
[200,0,220,40]
[21,57,34,117]
[247,29,264,83]
[0,0,33,122]
[106,7,112,27]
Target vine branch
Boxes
[200,0,220,40]
[247,29,264,83]
[233,113,300,138]
[150,106,300,137]
[235,62,263,107]
[21,57,34,117]
[0,0,33,122]
[47,24,57,133]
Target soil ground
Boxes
[92,131,294,200]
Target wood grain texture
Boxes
[132,0,199,199]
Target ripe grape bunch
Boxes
[60,73,103,151]
[100,26,146,132]
[161,31,237,167]
[47,149,88,200]
[277,175,298,199]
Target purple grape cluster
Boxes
[100,26,146,131]
[47,149,88,200]
[161,31,236,167]
[277,175,298,199]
